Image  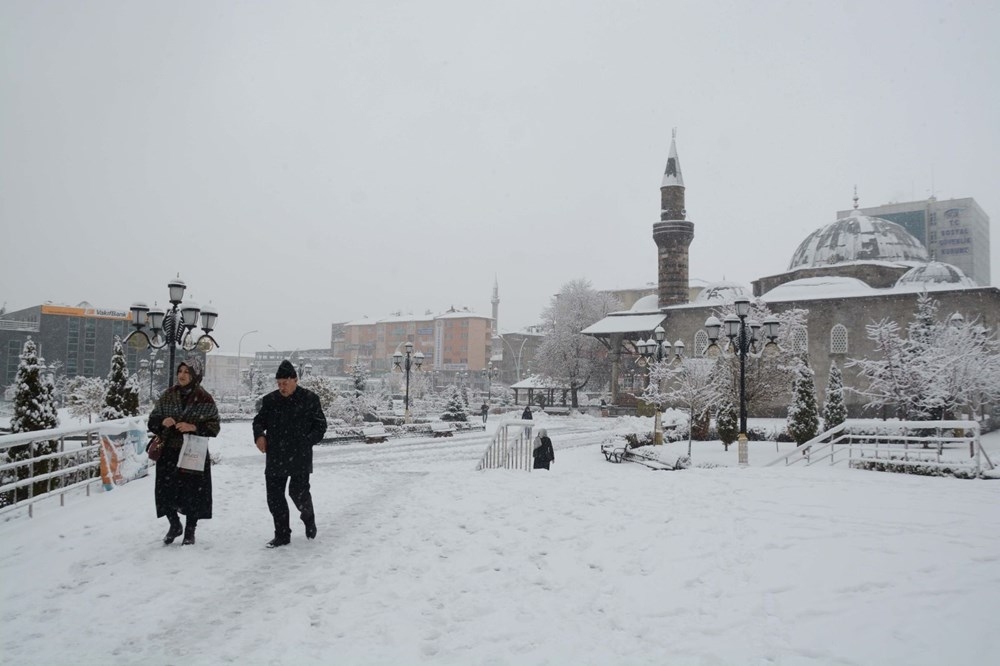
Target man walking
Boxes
[480,402,489,424]
[253,360,328,548]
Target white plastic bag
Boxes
[178,434,210,472]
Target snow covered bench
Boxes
[363,423,389,443]
[601,442,625,463]
[624,448,674,470]
[431,422,455,438]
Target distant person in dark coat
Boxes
[253,360,328,548]
[480,402,489,424]
[521,405,532,420]
[532,428,554,470]
[147,359,220,546]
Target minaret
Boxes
[491,275,499,335]
[653,130,695,308]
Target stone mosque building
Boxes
[584,134,1000,416]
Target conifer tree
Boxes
[8,338,60,503]
[716,396,738,451]
[786,356,819,445]
[440,385,468,422]
[101,336,137,420]
[822,361,847,431]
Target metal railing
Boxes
[0,422,125,517]
[477,420,534,471]
[765,419,994,476]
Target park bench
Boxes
[601,442,625,463]
[431,422,455,438]
[363,423,389,444]
[623,448,674,470]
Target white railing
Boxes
[765,419,993,476]
[0,421,134,517]
[476,420,534,471]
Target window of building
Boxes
[792,326,808,353]
[830,324,848,354]
[694,330,709,357]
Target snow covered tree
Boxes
[534,279,622,407]
[716,396,738,452]
[351,362,369,396]
[440,385,468,422]
[849,293,1000,421]
[659,357,721,456]
[63,376,108,423]
[786,356,819,446]
[10,338,59,434]
[299,375,340,416]
[101,337,137,420]
[822,361,847,431]
[8,338,60,502]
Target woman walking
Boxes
[532,428,554,470]
[147,359,220,545]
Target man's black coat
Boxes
[252,386,328,476]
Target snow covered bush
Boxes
[822,361,847,431]
[101,337,139,420]
[716,397,738,450]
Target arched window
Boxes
[792,325,808,353]
[830,324,848,354]
[694,330,709,357]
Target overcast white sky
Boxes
[2,1,998,355]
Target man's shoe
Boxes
[266,534,291,548]
[304,517,317,540]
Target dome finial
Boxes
[852,185,859,210]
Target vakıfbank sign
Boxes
[41,305,129,320]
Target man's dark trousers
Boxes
[266,472,314,537]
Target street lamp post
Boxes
[237,329,258,414]
[498,334,528,383]
[392,342,424,424]
[704,297,780,465]
[125,276,220,386]
[139,356,165,401]
[482,361,499,402]
[637,325,685,444]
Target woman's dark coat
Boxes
[252,386,328,476]
[533,436,554,470]
[147,384,220,520]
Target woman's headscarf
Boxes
[177,359,203,387]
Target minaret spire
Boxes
[653,130,694,308]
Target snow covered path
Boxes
[2,415,999,665]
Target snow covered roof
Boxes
[788,213,929,270]
[580,313,667,336]
[692,281,752,304]
[895,261,977,289]
[760,276,875,302]
[628,294,660,312]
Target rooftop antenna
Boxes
[853,185,859,210]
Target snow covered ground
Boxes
[2,412,999,665]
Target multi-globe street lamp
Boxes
[704,296,780,465]
[392,341,424,423]
[637,325,684,444]
[125,276,219,386]
[482,362,499,402]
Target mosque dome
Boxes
[895,261,976,289]
[629,294,660,312]
[761,276,873,302]
[692,280,752,304]
[788,213,929,270]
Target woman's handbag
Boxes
[146,434,165,462]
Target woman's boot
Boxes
[182,518,198,545]
[163,512,183,544]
